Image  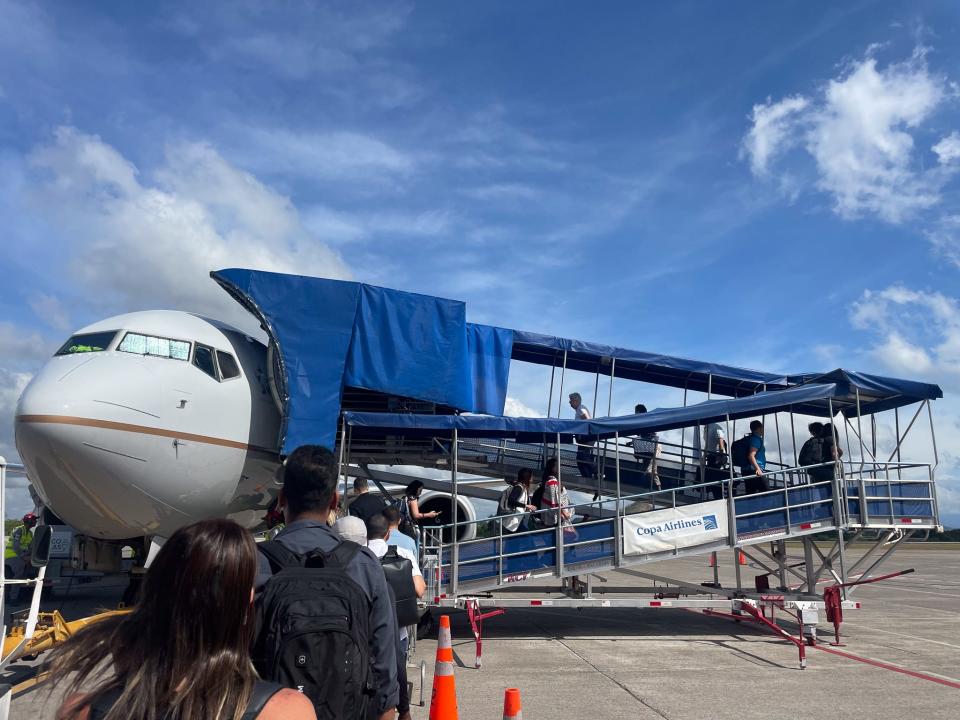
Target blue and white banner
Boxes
[622,499,728,555]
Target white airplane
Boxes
[15,311,283,543]
[14,310,479,566]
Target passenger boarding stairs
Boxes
[346,434,939,597]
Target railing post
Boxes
[1,456,6,636]
[451,428,459,598]
[614,431,622,567]
[337,421,348,509]
[725,415,737,548]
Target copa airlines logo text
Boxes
[635,515,717,537]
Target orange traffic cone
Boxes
[502,688,523,719]
[429,614,459,720]
[738,550,747,565]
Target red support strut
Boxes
[823,568,914,647]
[465,598,505,668]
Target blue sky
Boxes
[1,0,959,524]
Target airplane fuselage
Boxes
[15,311,282,540]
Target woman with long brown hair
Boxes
[50,518,315,720]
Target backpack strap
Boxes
[257,540,303,574]
[240,680,284,720]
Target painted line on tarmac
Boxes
[843,623,960,650]
[811,645,960,689]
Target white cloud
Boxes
[0,322,54,366]
[0,368,31,462]
[926,214,960,268]
[503,396,540,418]
[26,126,350,332]
[851,285,960,383]
[228,127,416,182]
[933,131,960,164]
[740,95,810,176]
[850,285,960,521]
[744,48,957,224]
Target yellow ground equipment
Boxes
[3,609,127,659]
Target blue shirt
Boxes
[749,433,766,469]
[387,528,418,556]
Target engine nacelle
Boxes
[417,491,477,542]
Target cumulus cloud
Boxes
[851,285,960,382]
[849,284,960,523]
[933,131,960,165]
[25,126,350,332]
[743,48,957,224]
[504,396,540,418]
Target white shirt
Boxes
[573,404,591,420]
[368,538,422,641]
[705,423,726,453]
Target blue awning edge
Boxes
[212,269,512,452]
[343,383,844,442]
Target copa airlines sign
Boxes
[622,499,728,555]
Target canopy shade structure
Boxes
[343,382,849,443]
[212,269,943,454]
[509,329,791,397]
[212,269,512,452]
[794,369,942,416]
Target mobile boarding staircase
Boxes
[339,396,942,669]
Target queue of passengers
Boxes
[47,445,428,720]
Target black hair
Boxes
[383,506,401,524]
[750,420,763,432]
[517,468,533,484]
[353,476,368,492]
[282,445,338,517]
[635,404,647,414]
[808,422,824,435]
[366,513,390,541]
[405,480,424,498]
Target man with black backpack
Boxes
[253,445,398,720]
[798,422,824,483]
[366,513,425,720]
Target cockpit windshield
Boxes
[118,332,191,360]
[55,331,118,356]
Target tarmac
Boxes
[5,542,959,719]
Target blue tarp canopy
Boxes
[212,269,512,452]
[343,383,844,443]
[509,329,791,397]
[794,369,942,416]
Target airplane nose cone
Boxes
[15,355,189,539]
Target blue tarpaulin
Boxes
[212,269,512,451]
[343,383,844,442]
[212,269,943,454]
[510,329,791,397]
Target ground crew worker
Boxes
[5,512,37,601]
[11,512,38,562]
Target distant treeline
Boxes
[929,528,960,542]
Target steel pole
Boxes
[451,428,459,597]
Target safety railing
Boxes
[421,458,852,595]
[841,462,938,528]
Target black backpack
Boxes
[530,480,545,510]
[393,498,417,539]
[254,540,373,720]
[731,435,752,468]
[798,436,823,466]
[380,545,419,627]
